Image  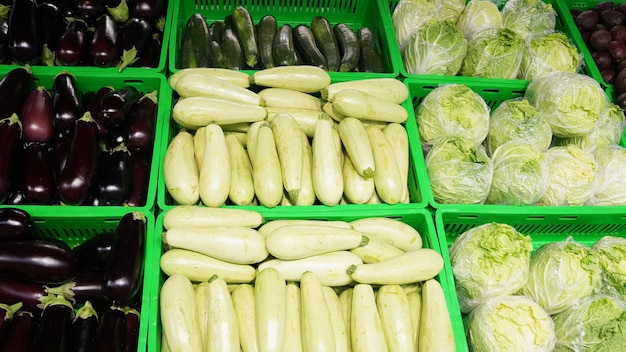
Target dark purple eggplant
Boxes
[91,14,119,67]
[117,17,152,71]
[125,154,150,207]
[106,0,129,23]
[57,112,101,205]
[0,114,22,204]
[0,239,77,284]
[0,208,32,241]
[56,19,89,66]
[125,90,156,153]
[53,130,73,177]
[68,273,108,307]
[30,295,74,352]
[0,302,22,341]
[51,72,83,133]
[0,276,74,310]
[87,86,114,137]
[72,232,114,270]
[0,66,33,120]
[132,0,164,20]
[0,31,10,64]
[103,212,145,305]
[92,306,125,352]
[74,0,107,24]
[105,124,127,150]
[0,310,38,352]
[21,87,54,143]
[135,33,161,68]
[23,142,57,204]
[99,85,141,126]
[37,2,65,65]
[70,301,99,352]
[123,308,139,352]
[8,0,41,64]
[98,142,131,205]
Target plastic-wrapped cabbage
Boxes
[461,28,525,79]
[523,238,602,315]
[519,32,583,80]
[486,142,550,205]
[449,223,533,314]
[501,0,556,40]
[425,137,493,204]
[415,84,490,147]
[403,20,467,75]
[535,145,596,206]
[593,236,626,299]
[553,294,626,352]
[465,295,556,352]
[557,104,626,153]
[456,0,503,40]
[485,98,552,156]
[526,72,609,138]
[589,146,626,206]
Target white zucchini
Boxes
[259,88,322,110]
[342,154,375,205]
[349,236,404,264]
[322,286,349,352]
[164,130,200,205]
[225,134,255,206]
[333,89,408,123]
[349,217,422,252]
[348,249,444,285]
[312,115,343,206]
[366,125,403,204]
[270,113,303,202]
[337,117,375,178]
[266,107,325,138]
[199,124,231,207]
[255,268,286,352]
[194,282,211,350]
[321,78,409,104]
[300,272,336,352]
[367,190,382,204]
[252,123,283,208]
[251,65,331,93]
[221,121,251,133]
[332,127,343,167]
[174,73,263,106]
[351,284,388,352]
[265,225,367,260]
[160,249,256,283]
[231,284,259,352]
[193,126,205,170]
[406,286,422,349]
[162,227,268,265]
[257,251,362,287]
[160,274,203,352]
[257,219,350,237]
[206,275,240,352]
[173,97,267,130]
[383,123,410,204]
[283,282,303,352]
[322,101,346,122]
[225,131,247,147]
[296,131,316,206]
[338,288,353,352]
[163,205,264,230]
[376,285,415,352]
[161,331,171,352]
[169,68,251,89]
[246,121,265,164]
[419,279,455,352]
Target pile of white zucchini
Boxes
[158,206,455,352]
[163,66,412,207]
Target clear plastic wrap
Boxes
[593,236,626,300]
[501,0,556,40]
[589,146,626,206]
[460,28,525,79]
[518,32,583,80]
[456,0,503,41]
[403,19,467,75]
[556,104,626,153]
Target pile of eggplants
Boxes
[0,0,168,71]
[0,208,146,351]
[0,66,158,206]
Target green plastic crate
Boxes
[157,75,430,212]
[435,206,626,351]
[0,66,171,213]
[26,207,156,352]
[148,206,466,352]
[168,0,401,79]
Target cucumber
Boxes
[273,24,296,67]
[221,27,245,70]
[333,23,360,72]
[293,24,327,70]
[257,15,277,69]
[232,6,259,68]
[208,40,226,68]
[179,13,210,68]
[357,27,385,73]
[208,21,225,43]
[311,16,340,72]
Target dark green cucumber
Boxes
[272,24,296,67]
[257,15,277,69]
[208,21,225,43]
[232,6,259,68]
[293,24,327,70]
[208,40,226,68]
[179,13,210,68]
[221,26,245,70]
[358,27,385,73]
[311,16,340,72]
[334,23,360,72]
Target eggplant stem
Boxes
[74,301,98,321]
[45,281,77,303]
[107,0,129,23]
[0,5,9,20]
[141,90,158,104]
[41,44,55,66]
[117,47,139,72]
[0,302,23,321]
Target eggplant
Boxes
[91,14,119,67]
[30,295,74,352]
[125,90,156,153]
[135,33,161,68]
[23,142,57,204]
[87,86,114,137]
[74,0,107,24]
[132,0,164,20]
[117,17,152,71]
[51,72,83,133]
[56,19,89,66]
[92,306,126,352]
[53,130,73,177]
[123,308,139,352]
[57,112,101,205]
[0,31,10,64]
[105,124,127,150]
[8,0,41,64]
[0,208,32,240]
[0,66,34,120]
[0,276,74,311]
[103,212,145,305]
[70,301,99,352]
[0,114,22,204]
[72,232,114,270]
[20,87,54,143]
[37,2,65,66]
[98,142,131,205]
[99,85,141,126]
[0,310,38,352]
[0,302,23,338]
[124,154,150,207]
[0,239,77,284]
[68,272,108,307]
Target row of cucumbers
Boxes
[179,6,386,72]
